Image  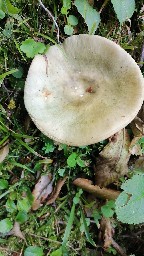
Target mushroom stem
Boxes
[73,178,120,200]
[38,0,59,43]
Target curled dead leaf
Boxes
[46,176,67,205]
[7,222,25,241]
[32,174,53,210]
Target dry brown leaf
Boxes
[95,129,131,187]
[46,176,67,205]
[130,116,144,137]
[8,222,25,240]
[0,143,9,163]
[129,136,142,156]
[32,174,53,210]
[133,156,144,171]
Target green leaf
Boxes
[3,21,13,38]
[62,203,75,246]
[6,199,17,213]
[0,69,18,80]
[24,246,43,256]
[67,152,77,167]
[2,0,20,15]
[101,200,115,218]
[0,9,5,19]
[12,67,23,78]
[20,39,46,58]
[115,173,144,224]
[80,209,96,247]
[0,179,8,190]
[61,0,71,15]
[50,247,62,256]
[111,0,135,23]
[76,156,85,167]
[64,25,74,35]
[17,197,31,213]
[75,0,100,34]
[16,211,28,224]
[92,209,101,226]
[0,218,13,233]
[67,15,78,26]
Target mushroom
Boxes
[24,35,144,146]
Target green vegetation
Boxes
[0,0,144,255]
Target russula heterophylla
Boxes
[24,35,144,146]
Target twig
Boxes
[38,0,59,43]
[99,0,110,14]
[73,178,120,200]
[111,239,128,256]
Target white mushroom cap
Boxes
[24,35,144,146]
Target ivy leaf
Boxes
[111,0,135,23]
[20,39,46,58]
[115,173,144,224]
[0,218,13,233]
[75,0,100,34]
[24,246,43,256]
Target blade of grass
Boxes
[80,208,96,247]
[62,202,75,247]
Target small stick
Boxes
[38,0,59,43]
[73,178,120,200]
[99,0,110,14]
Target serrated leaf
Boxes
[115,174,144,224]
[24,246,43,256]
[64,25,74,35]
[20,39,46,58]
[0,218,13,233]
[111,0,135,23]
[75,0,100,34]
